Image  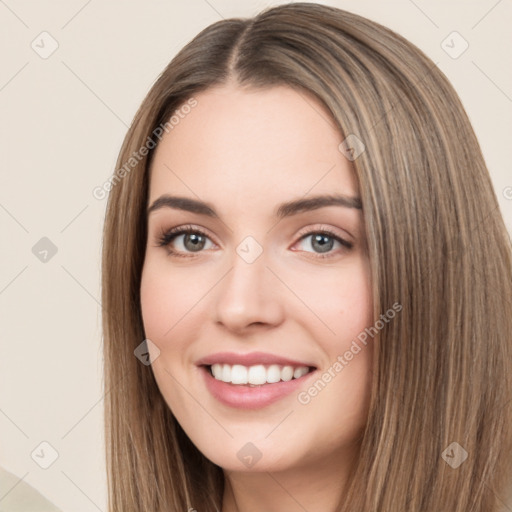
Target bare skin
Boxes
[140,83,374,512]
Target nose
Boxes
[213,247,285,334]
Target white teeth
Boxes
[248,365,267,385]
[281,366,294,381]
[209,363,311,385]
[231,364,248,384]
[266,364,281,383]
[293,367,309,379]
[221,364,231,383]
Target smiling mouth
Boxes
[205,363,316,386]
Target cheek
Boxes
[140,260,203,340]
[139,261,199,408]
[140,272,171,342]
[290,257,373,343]
[293,257,373,399]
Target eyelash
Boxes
[155,224,353,259]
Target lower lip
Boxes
[200,366,315,409]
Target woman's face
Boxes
[140,84,374,473]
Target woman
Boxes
[101,3,512,511]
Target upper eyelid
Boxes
[157,224,353,248]
[296,223,353,241]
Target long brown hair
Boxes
[101,3,512,510]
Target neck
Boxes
[221,444,359,512]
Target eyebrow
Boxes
[147,193,362,219]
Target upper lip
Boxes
[196,351,316,368]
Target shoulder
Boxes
[0,466,63,511]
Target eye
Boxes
[156,225,215,257]
[293,227,353,259]
[155,224,353,259]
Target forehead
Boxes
[148,84,359,210]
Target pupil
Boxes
[185,233,205,251]
[182,233,334,253]
[313,234,333,253]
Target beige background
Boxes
[0,1,511,510]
